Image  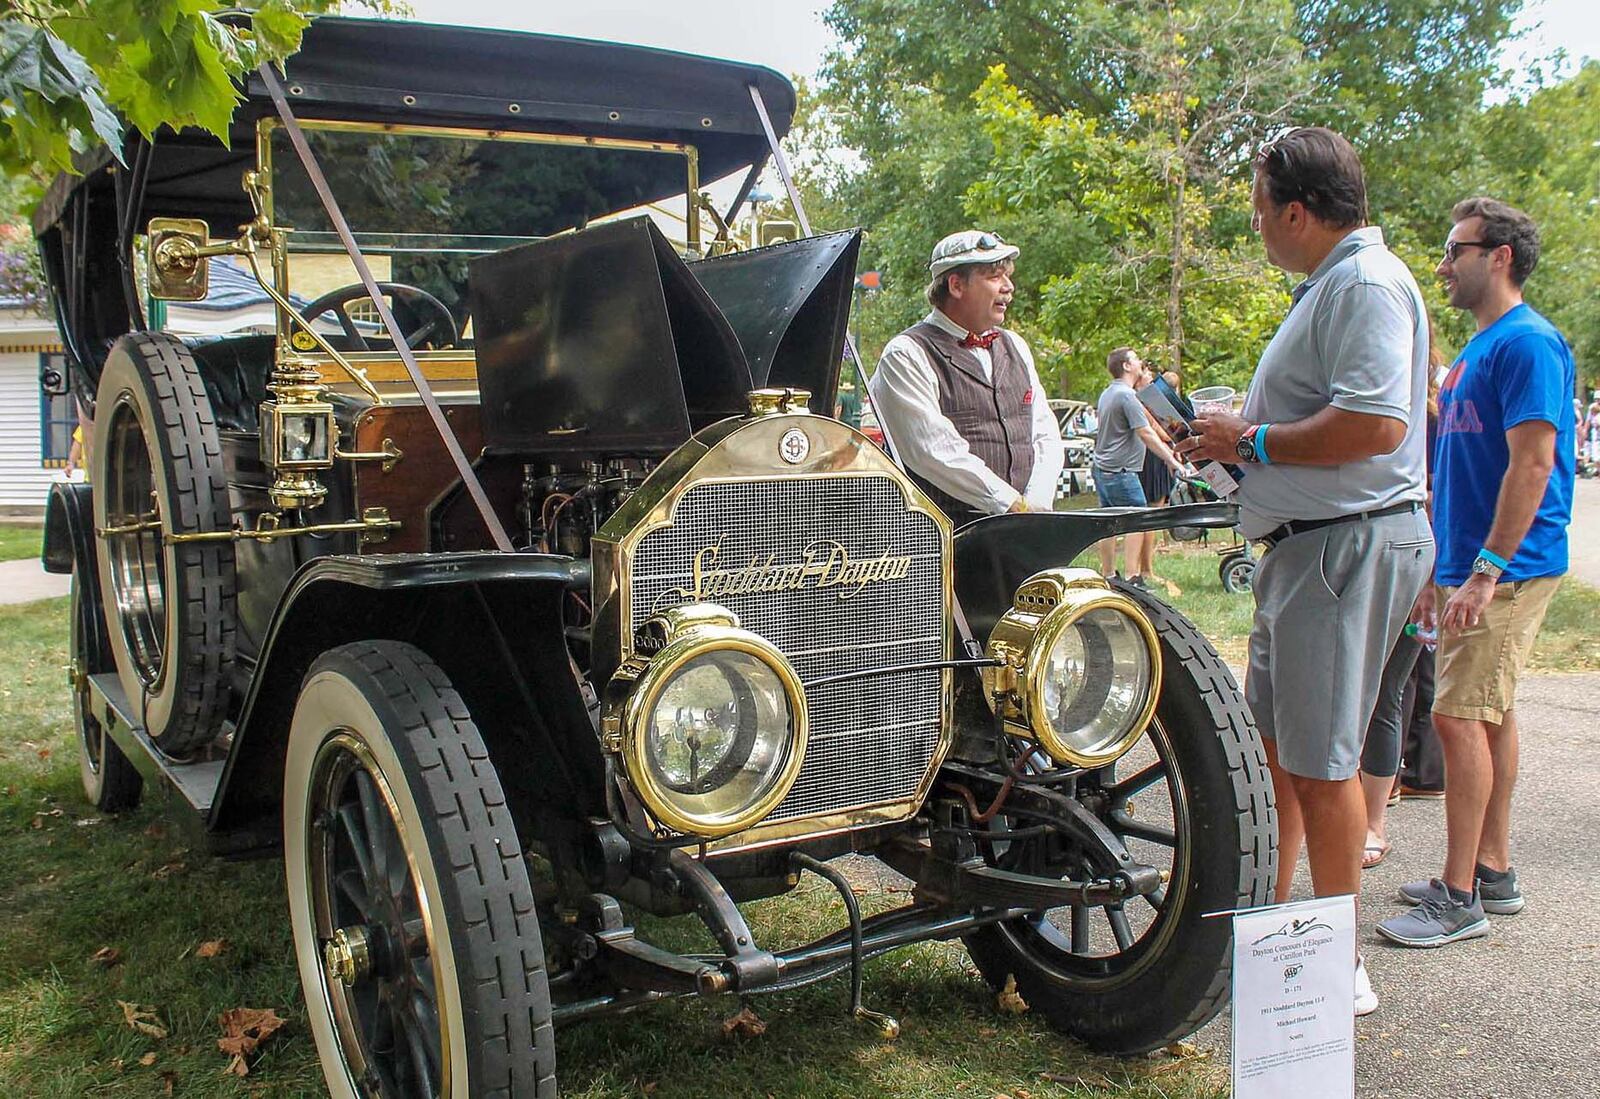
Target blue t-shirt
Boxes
[1434,303,1576,586]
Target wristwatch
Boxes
[1235,424,1264,464]
[1471,551,1506,581]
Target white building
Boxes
[0,298,68,516]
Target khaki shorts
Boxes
[1433,576,1561,724]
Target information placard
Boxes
[1231,894,1356,1099]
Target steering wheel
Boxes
[298,282,460,352]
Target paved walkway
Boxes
[0,556,68,605]
[1565,477,1600,587]
[1189,475,1600,1093]
[1192,671,1600,1097]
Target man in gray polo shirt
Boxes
[1182,127,1432,1017]
[1093,347,1182,581]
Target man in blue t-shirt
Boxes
[1380,197,1576,949]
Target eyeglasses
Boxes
[1441,240,1499,263]
[974,232,1007,250]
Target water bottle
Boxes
[1403,622,1437,650]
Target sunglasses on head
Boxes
[1255,125,1304,164]
[973,232,1006,250]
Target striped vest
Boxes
[901,322,1035,522]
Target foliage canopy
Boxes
[812,0,1596,396]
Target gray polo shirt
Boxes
[1237,227,1428,538]
[1093,381,1149,472]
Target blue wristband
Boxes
[1255,423,1273,465]
[1477,548,1509,571]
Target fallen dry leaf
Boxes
[3,784,16,796]
[996,974,1029,1015]
[139,1052,158,1067]
[37,746,52,761]
[719,1005,767,1039]
[111,1057,125,1072]
[161,1069,177,1095]
[216,1007,287,1076]
[151,861,186,880]
[29,815,44,830]
[90,946,123,968]
[143,821,166,839]
[118,1000,169,1040]
[1165,1040,1201,1058]
[195,939,230,959]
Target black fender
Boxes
[45,481,115,675]
[42,480,94,574]
[953,502,1238,639]
[210,552,605,844]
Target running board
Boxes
[87,673,226,816]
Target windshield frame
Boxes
[255,116,702,361]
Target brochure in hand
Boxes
[1138,377,1243,497]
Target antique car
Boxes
[36,16,1273,1097]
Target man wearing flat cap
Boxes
[868,230,1065,525]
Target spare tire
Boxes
[92,333,237,754]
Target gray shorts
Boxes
[1247,507,1434,781]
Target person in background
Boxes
[835,378,862,428]
[1180,126,1433,1016]
[869,230,1064,525]
[1133,364,1175,584]
[1379,196,1576,948]
[1583,400,1600,473]
[1091,347,1184,585]
[64,398,92,482]
[1358,335,1446,868]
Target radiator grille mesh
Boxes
[629,475,946,823]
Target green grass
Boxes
[4,557,1587,1096]
[0,525,42,563]
[1081,535,1600,673]
[0,597,1225,1098]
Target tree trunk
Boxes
[1167,169,1185,384]
[1163,0,1186,385]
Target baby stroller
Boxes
[1168,478,1258,594]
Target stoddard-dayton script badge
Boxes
[659,535,913,606]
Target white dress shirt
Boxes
[868,309,1065,514]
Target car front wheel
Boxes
[962,580,1275,1054]
[284,640,556,1098]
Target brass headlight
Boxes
[983,568,1161,767]
[608,605,807,838]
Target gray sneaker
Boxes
[1475,866,1525,915]
[1377,880,1489,947]
[1397,878,1445,906]
[1399,869,1523,915]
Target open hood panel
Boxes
[471,220,862,455]
[689,230,861,416]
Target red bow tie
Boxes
[960,329,1000,349]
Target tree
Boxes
[0,0,389,182]
[1462,60,1600,385]
[814,0,1533,397]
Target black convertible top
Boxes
[33,15,795,235]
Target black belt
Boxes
[1261,500,1420,547]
